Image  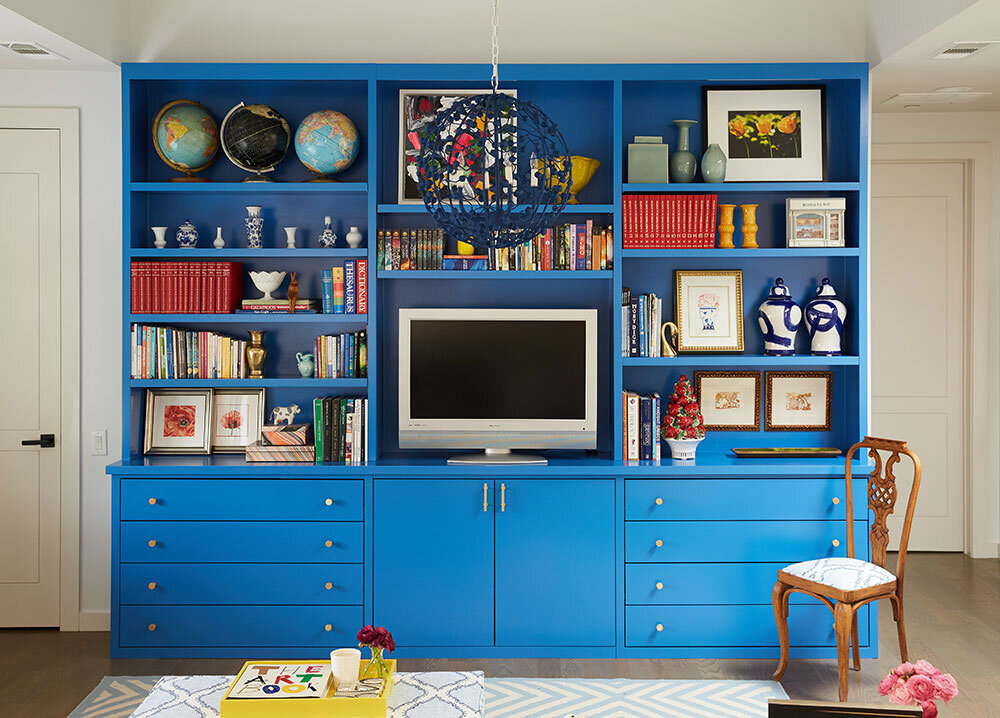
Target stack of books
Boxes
[377,228,446,270]
[130,261,243,313]
[621,288,664,357]
[622,390,662,462]
[623,194,718,248]
[246,424,315,462]
[238,298,320,313]
[314,331,367,378]
[313,396,368,465]
[321,260,368,314]
[130,324,247,379]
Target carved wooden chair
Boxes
[772,437,921,701]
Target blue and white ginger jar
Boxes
[175,219,198,248]
[318,215,337,248]
[757,277,801,355]
[804,277,847,355]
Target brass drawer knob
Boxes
[832,539,841,547]
[655,497,663,505]
[148,497,157,505]
[655,623,664,632]
[147,540,157,548]
[148,623,157,632]
[325,498,333,506]
[325,582,333,590]
[324,624,333,632]
[324,540,333,548]
[655,539,663,548]
[832,497,840,505]
[655,581,664,590]
[147,582,157,590]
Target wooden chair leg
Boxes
[772,581,792,681]
[851,611,860,671]
[892,594,908,663]
[833,602,854,701]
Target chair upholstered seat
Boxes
[781,557,895,592]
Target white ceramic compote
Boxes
[248,271,286,300]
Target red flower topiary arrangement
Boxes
[661,374,706,441]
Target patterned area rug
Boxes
[70,674,788,718]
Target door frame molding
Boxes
[0,107,82,627]
[872,142,998,559]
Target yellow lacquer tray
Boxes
[220,659,396,718]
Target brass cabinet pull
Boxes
[325,582,333,590]
[655,497,663,506]
[482,482,488,512]
[147,540,157,548]
[655,581,663,590]
[832,539,841,548]
[148,623,157,632]
[325,498,333,506]
[500,483,506,513]
[832,496,840,505]
[147,582,157,590]
[655,623,664,632]
[148,497,157,505]
[655,539,663,548]
[325,540,333,548]
[324,624,333,632]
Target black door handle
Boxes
[21,433,55,448]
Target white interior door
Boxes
[0,128,62,625]
[870,160,965,551]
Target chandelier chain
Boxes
[490,0,500,92]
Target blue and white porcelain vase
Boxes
[318,215,337,248]
[757,277,801,355]
[175,219,198,248]
[244,205,263,249]
[804,277,847,355]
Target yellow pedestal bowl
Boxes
[541,155,601,205]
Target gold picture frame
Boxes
[765,371,833,431]
[694,371,761,431]
[143,388,214,454]
[675,269,744,352]
[210,388,266,453]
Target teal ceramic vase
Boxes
[669,119,698,183]
[701,143,727,182]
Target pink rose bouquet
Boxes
[878,660,958,717]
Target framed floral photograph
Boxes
[765,371,833,431]
[694,371,761,430]
[143,388,213,454]
[675,269,744,352]
[398,89,517,204]
[211,388,265,453]
[703,86,826,181]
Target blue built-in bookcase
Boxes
[108,62,872,659]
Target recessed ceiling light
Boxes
[0,41,66,60]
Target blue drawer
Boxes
[626,563,824,605]
[121,563,363,605]
[121,522,363,563]
[119,605,363,648]
[626,604,870,647]
[625,479,868,521]
[121,479,363,521]
[625,520,868,563]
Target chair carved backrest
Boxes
[844,437,922,585]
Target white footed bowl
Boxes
[249,271,286,300]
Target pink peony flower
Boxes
[932,673,958,703]
[889,678,913,705]
[895,662,916,677]
[907,674,935,702]
[920,699,938,718]
[878,673,898,696]
[913,659,939,676]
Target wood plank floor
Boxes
[1,553,996,717]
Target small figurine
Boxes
[269,404,301,425]
[660,321,678,358]
[287,271,299,313]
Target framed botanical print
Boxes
[695,371,761,430]
[211,388,265,453]
[143,388,213,454]
[398,89,517,203]
[703,86,826,181]
[675,269,744,352]
[765,371,833,431]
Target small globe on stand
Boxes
[294,110,360,182]
[152,99,219,182]
[220,102,291,182]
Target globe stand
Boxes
[171,170,210,183]
[305,172,339,183]
[241,171,276,183]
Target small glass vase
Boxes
[361,645,389,680]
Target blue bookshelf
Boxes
[112,61,871,661]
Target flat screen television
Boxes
[398,308,598,464]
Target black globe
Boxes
[220,103,290,174]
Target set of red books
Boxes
[623,194,718,248]
[130,261,243,314]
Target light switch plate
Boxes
[91,430,107,456]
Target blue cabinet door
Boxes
[374,479,494,647]
[495,479,615,647]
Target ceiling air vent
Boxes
[930,41,999,60]
[0,42,65,59]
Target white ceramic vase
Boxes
[213,226,225,249]
[151,226,168,249]
[284,226,297,249]
[346,226,363,249]
[666,437,702,460]
[757,277,802,355]
[804,277,847,355]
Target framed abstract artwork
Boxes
[694,371,761,431]
[210,388,265,453]
[143,388,213,454]
[765,371,833,431]
[675,269,744,352]
[398,89,517,204]
[703,86,826,181]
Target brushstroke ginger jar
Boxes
[758,277,801,355]
[804,277,847,355]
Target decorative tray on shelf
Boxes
[732,447,843,458]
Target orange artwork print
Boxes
[162,404,196,437]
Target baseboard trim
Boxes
[78,610,110,631]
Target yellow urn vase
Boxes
[740,203,759,249]
[717,204,737,249]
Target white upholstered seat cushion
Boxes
[780,557,895,592]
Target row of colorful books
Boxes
[377,228,446,270]
[622,390,662,462]
[320,260,368,314]
[130,324,247,379]
[130,261,242,314]
[623,194,719,248]
[313,331,368,379]
[622,289,664,357]
[313,396,368,464]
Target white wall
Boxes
[872,112,1000,558]
[0,68,122,626]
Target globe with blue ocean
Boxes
[294,110,360,179]
[152,100,219,180]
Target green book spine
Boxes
[324,396,334,463]
[312,396,324,464]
